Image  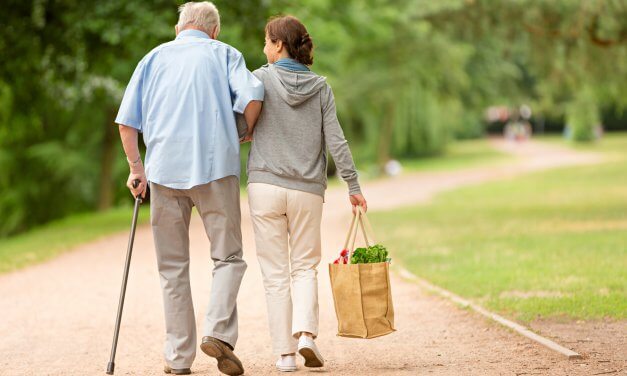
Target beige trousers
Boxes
[248,183,324,355]
[150,176,247,369]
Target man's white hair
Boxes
[177,2,220,35]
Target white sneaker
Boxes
[298,335,324,368]
[275,355,297,372]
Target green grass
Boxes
[347,138,512,183]
[537,131,627,157]
[400,138,511,172]
[372,133,627,321]
[0,205,150,274]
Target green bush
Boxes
[566,89,600,142]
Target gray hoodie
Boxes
[242,64,361,197]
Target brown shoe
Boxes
[164,365,192,375]
[200,336,244,376]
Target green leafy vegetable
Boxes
[350,244,390,264]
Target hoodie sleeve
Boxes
[321,84,361,195]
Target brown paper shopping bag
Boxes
[329,207,395,338]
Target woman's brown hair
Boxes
[265,15,314,66]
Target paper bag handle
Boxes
[357,206,377,245]
[348,209,362,255]
[343,206,378,264]
[343,208,360,251]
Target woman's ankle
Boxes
[281,353,295,357]
[299,332,314,338]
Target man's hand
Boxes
[127,164,147,198]
[350,193,367,214]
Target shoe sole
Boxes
[200,340,244,376]
[298,347,324,368]
[164,367,191,375]
[276,365,297,372]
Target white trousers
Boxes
[248,183,323,355]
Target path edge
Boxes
[398,267,582,360]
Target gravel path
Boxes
[1,139,618,376]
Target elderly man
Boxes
[115,2,263,375]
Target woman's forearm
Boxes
[244,100,263,134]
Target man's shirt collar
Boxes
[176,29,210,40]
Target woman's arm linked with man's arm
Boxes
[237,100,262,143]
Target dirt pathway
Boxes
[1,139,619,375]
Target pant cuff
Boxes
[292,326,318,339]
[274,347,298,356]
[203,331,237,350]
[166,362,193,370]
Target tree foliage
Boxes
[1,0,625,235]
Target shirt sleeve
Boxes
[228,49,264,114]
[115,57,147,132]
[321,84,361,195]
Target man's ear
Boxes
[210,25,219,39]
[276,40,284,53]
[175,25,179,36]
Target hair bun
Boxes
[300,33,311,46]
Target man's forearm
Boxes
[118,124,142,171]
[243,100,262,134]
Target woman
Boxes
[245,15,367,372]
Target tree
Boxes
[1,0,625,235]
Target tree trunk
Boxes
[98,108,117,210]
[377,102,395,173]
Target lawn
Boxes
[399,138,511,173]
[339,138,512,185]
[372,133,627,321]
[0,205,150,274]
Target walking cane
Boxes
[106,179,143,375]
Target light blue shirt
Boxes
[115,29,264,189]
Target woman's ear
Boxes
[175,25,179,36]
[276,40,284,54]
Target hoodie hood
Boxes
[266,64,327,106]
